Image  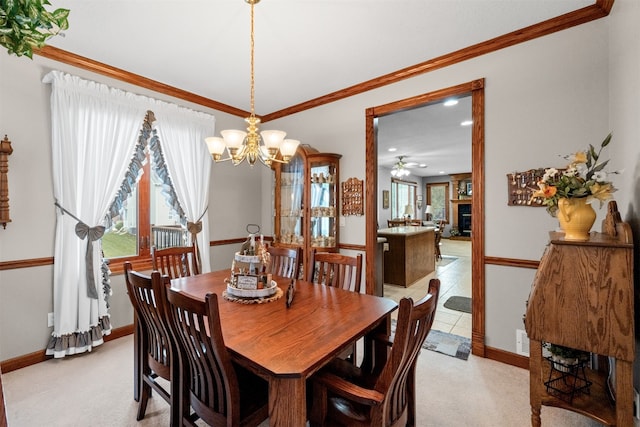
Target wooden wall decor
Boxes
[342,177,364,216]
[507,169,548,207]
[0,135,13,229]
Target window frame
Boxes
[106,158,153,274]
[390,178,417,219]
[426,182,450,223]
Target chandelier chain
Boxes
[205,0,299,167]
[250,0,255,116]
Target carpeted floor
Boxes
[2,334,603,426]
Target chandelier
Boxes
[205,0,300,167]
[390,156,411,177]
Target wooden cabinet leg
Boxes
[616,360,633,427]
[529,339,542,427]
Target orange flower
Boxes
[531,181,557,199]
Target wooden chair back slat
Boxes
[152,244,200,279]
[308,250,363,293]
[266,246,301,279]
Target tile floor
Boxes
[383,238,472,338]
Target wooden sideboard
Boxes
[524,202,634,426]
[377,226,435,287]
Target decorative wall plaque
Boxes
[342,177,364,216]
[507,169,548,207]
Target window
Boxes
[102,144,186,268]
[390,178,417,219]
[426,182,450,223]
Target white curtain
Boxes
[44,71,150,357]
[43,71,216,358]
[150,101,214,272]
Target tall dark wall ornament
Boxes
[0,135,13,228]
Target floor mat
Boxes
[443,295,471,313]
[391,320,471,361]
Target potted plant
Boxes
[545,342,589,372]
[0,0,70,58]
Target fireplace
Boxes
[458,204,472,237]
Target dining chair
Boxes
[308,249,363,364]
[308,249,363,293]
[434,226,443,262]
[152,243,199,279]
[163,287,269,427]
[266,245,302,279]
[124,262,179,425]
[309,278,441,427]
[387,219,407,228]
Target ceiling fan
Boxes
[390,156,419,177]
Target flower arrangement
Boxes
[531,133,618,217]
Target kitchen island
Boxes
[377,226,436,287]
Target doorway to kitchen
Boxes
[364,79,485,356]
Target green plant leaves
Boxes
[0,0,70,58]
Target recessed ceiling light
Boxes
[443,99,458,107]
[439,171,445,174]
[419,163,427,168]
[460,120,473,126]
[388,147,397,152]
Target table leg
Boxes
[268,376,306,427]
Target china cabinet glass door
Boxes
[309,162,337,249]
[273,145,341,276]
[278,154,304,247]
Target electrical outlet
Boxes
[47,312,54,327]
[516,329,529,356]
[634,388,640,420]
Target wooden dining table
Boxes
[170,269,398,427]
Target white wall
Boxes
[2,4,639,363]
[607,0,640,389]
[265,19,613,354]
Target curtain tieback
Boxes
[187,220,202,272]
[55,201,105,300]
[75,222,105,299]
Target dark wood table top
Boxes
[170,269,398,378]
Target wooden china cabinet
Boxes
[272,145,341,279]
[524,202,634,426]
